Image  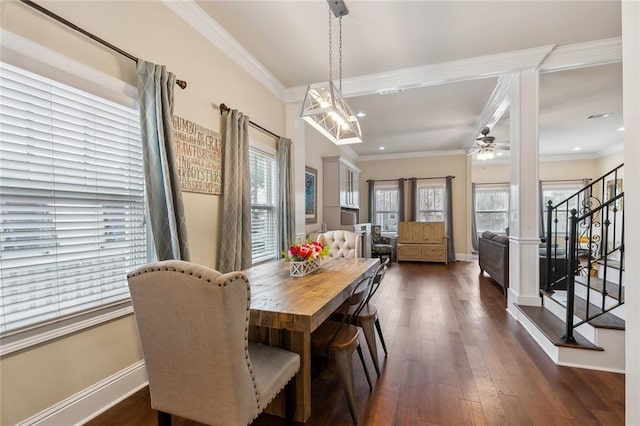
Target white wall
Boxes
[0,2,285,424]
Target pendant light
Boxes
[300,1,362,145]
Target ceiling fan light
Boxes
[301,81,362,145]
[477,149,495,161]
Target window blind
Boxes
[249,147,277,263]
[0,62,147,333]
[373,181,400,232]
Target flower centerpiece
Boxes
[284,241,330,277]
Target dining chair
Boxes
[333,258,390,377]
[310,273,374,424]
[317,230,360,258]
[127,260,300,426]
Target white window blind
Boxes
[373,181,400,233]
[249,147,277,264]
[475,183,509,234]
[417,181,445,222]
[0,62,147,334]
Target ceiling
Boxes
[193,1,623,161]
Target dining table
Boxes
[244,256,380,423]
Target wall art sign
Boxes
[172,116,222,195]
[305,166,318,224]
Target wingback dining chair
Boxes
[317,230,360,258]
[127,260,300,426]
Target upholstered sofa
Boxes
[478,231,509,295]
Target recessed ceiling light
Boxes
[573,147,582,151]
[356,112,367,118]
[377,88,404,95]
[496,152,503,156]
[618,126,625,131]
[587,113,613,119]
[378,146,385,150]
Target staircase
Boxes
[516,164,625,372]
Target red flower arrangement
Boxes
[284,241,330,262]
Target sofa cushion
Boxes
[481,231,495,240]
[491,235,509,245]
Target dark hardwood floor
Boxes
[86,261,624,426]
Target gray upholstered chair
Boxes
[371,225,396,262]
[127,260,300,426]
[316,230,360,258]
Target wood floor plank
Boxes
[85,261,624,426]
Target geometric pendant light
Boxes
[300,1,363,145]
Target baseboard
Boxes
[17,360,148,426]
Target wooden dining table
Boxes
[244,256,380,423]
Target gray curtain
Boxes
[136,60,190,261]
[471,183,479,252]
[218,109,251,272]
[398,178,405,223]
[367,180,375,223]
[277,137,294,253]
[445,176,456,262]
[409,178,417,221]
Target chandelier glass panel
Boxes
[301,3,362,145]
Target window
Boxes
[542,182,583,233]
[0,62,146,334]
[416,181,444,222]
[249,147,277,264]
[372,181,400,233]
[474,184,509,235]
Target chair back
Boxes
[317,230,360,258]
[366,258,390,304]
[127,260,260,425]
[371,225,384,244]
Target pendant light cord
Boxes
[339,16,343,92]
[328,8,333,85]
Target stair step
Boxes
[575,275,624,301]
[541,290,625,330]
[515,305,603,351]
[596,259,624,270]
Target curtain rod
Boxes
[366,179,402,183]
[219,103,280,140]
[408,176,455,180]
[19,0,187,90]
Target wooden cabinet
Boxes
[397,222,448,263]
[323,156,360,209]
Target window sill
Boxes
[0,301,132,357]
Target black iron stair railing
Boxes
[542,164,624,344]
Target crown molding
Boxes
[284,44,556,103]
[357,149,467,162]
[162,0,286,100]
[539,37,622,73]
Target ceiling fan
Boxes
[470,127,510,160]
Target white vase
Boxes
[289,258,320,277]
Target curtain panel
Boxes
[471,183,479,252]
[136,60,190,261]
[277,137,294,253]
[445,176,456,262]
[218,109,251,272]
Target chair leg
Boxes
[334,348,359,424]
[158,411,172,426]
[359,317,381,376]
[356,344,373,391]
[374,317,388,357]
[284,378,296,426]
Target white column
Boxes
[622,1,640,423]
[285,102,307,240]
[507,69,542,316]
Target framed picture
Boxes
[305,166,318,224]
[606,178,623,210]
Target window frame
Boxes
[416,180,445,222]
[0,32,143,356]
[248,141,278,265]
[474,183,510,235]
[542,181,584,234]
[371,181,400,235]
